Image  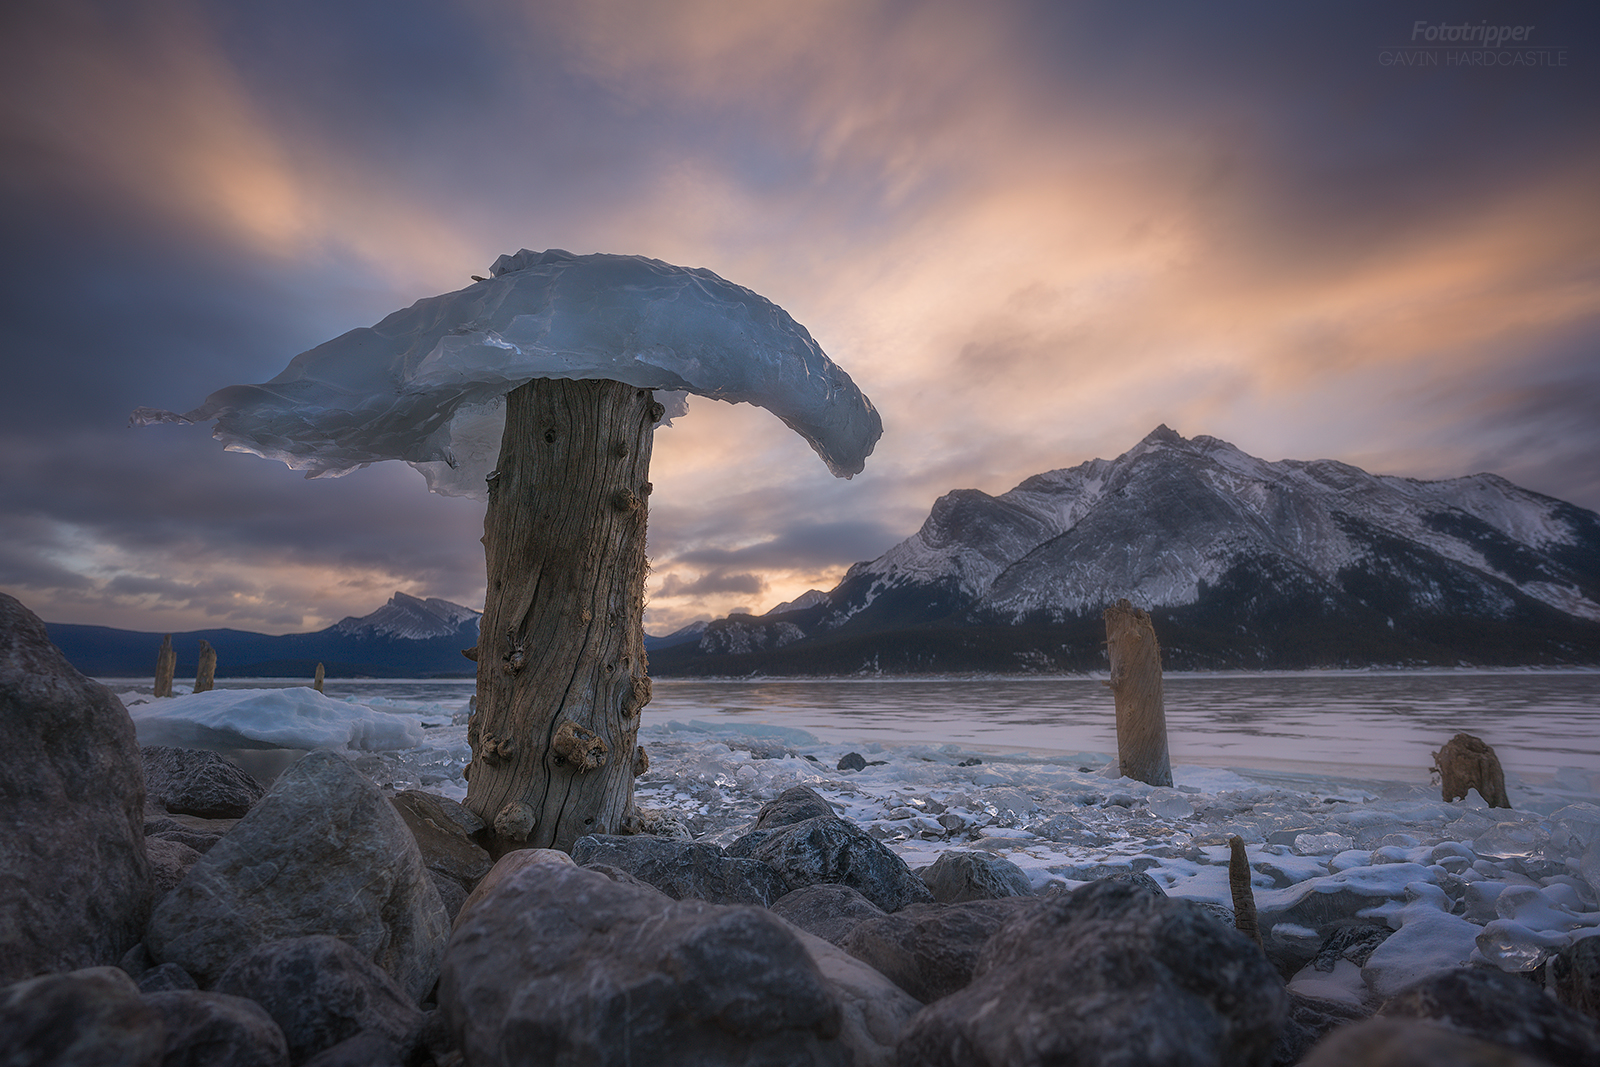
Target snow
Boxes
[132,249,882,494]
[125,687,427,752]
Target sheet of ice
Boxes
[128,687,425,752]
[131,249,882,494]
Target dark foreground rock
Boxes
[772,884,889,946]
[441,860,849,1067]
[1379,966,1600,1067]
[143,989,290,1067]
[390,789,493,893]
[917,850,1034,903]
[729,812,933,913]
[1301,1017,1555,1066]
[840,897,1040,1003]
[895,879,1288,1067]
[215,936,422,1065]
[145,750,448,1000]
[141,745,265,819]
[573,833,790,906]
[1550,935,1600,1022]
[0,593,152,984]
[0,966,165,1067]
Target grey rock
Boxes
[215,935,423,1065]
[143,989,290,1067]
[583,862,673,895]
[0,966,165,1067]
[144,817,226,856]
[1300,1017,1554,1066]
[390,790,492,892]
[146,835,204,900]
[441,861,849,1067]
[146,750,449,1000]
[771,884,888,946]
[1380,966,1600,1067]
[752,785,839,830]
[120,941,154,980]
[428,871,468,924]
[300,1030,407,1067]
[573,834,790,906]
[728,815,934,913]
[837,752,867,772]
[141,746,265,819]
[917,850,1034,903]
[781,920,924,1067]
[137,962,198,993]
[895,879,1288,1067]
[0,594,152,984]
[1102,869,1168,898]
[1550,935,1600,1022]
[1270,992,1372,1067]
[839,897,1039,1003]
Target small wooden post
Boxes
[464,377,658,855]
[1433,732,1510,808]
[1103,598,1172,787]
[194,639,216,694]
[313,662,325,693]
[154,634,176,698]
[1229,836,1263,949]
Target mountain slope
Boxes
[651,426,1600,674]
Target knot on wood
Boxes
[494,800,536,843]
[647,400,666,423]
[461,645,480,662]
[611,440,630,458]
[551,720,609,771]
[479,733,515,765]
[625,674,653,718]
[502,646,527,675]
[633,745,650,777]
[611,488,640,512]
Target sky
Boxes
[1,0,1597,637]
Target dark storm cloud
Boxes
[669,521,903,571]
[657,570,767,599]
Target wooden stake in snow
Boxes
[1433,732,1510,808]
[1103,598,1172,787]
[194,639,216,694]
[1229,835,1263,950]
[313,662,325,693]
[154,634,175,698]
[466,378,659,855]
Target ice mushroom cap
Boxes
[132,249,883,497]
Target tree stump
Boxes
[1433,732,1510,808]
[154,634,175,698]
[194,639,216,693]
[1103,599,1172,787]
[313,662,325,693]
[465,378,658,855]
[1229,836,1263,950]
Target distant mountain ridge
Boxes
[650,426,1600,674]
[47,592,482,679]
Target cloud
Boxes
[655,569,767,599]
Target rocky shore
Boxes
[3,591,1598,1066]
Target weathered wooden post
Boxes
[465,378,658,855]
[154,634,176,698]
[313,662,325,693]
[1229,835,1263,949]
[1103,598,1172,786]
[1433,732,1510,808]
[194,639,216,694]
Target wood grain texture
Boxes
[1103,598,1172,787]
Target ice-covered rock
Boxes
[129,687,423,753]
[133,249,882,493]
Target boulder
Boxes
[1379,966,1600,1067]
[146,836,204,900]
[1270,992,1372,1067]
[145,750,448,1000]
[215,936,423,1066]
[0,593,152,983]
[141,746,265,819]
[917,850,1034,903]
[137,962,198,993]
[752,785,840,829]
[1549,934,1600,1021]
[1433,732,1510,808]
[771,884,888,946]
[300,1030,409,1067]
[895,879,1288,1067]
[0,966,165,1067]
[781,921,923,1067]
[428,871,468,924]
[840,897,1039,1003]
[728,815,933,913]
[143,989,290,1067]
[572,834,790,906]
[453,847,574,929]
[390,790,493,892]
[144,814,228,855]
[1300,1017,1554,1066]
[441,861,849,1067]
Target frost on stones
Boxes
[131,249,883,496]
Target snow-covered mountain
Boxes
[651,426,1600,673]
[332,591,481,641]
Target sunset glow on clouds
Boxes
[1,0,1595,635]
